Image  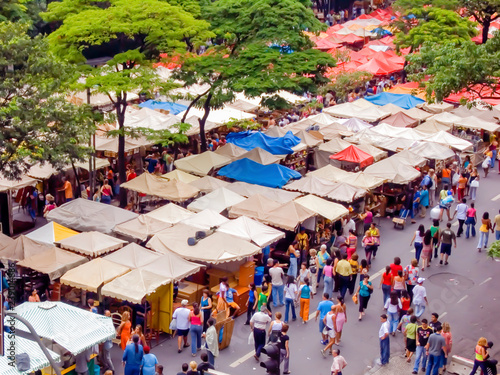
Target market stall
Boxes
[57,231,126,257]
[113,215,173,242]
[237,147,284,165]
[225,181,301,203]
[162,169,200,183]
[294,194,348,222]
[25,221,79,246]
[0,235,54,262]
[217,216,285,248]
[180,209,229,230]
[144,202,194,224]
[329,145,375,170]
[174,151,232,176]
[228,194,282,220]
[186,188,246,213]
[260,201,316,231]
[189,175,230,193]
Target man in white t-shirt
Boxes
[250,306,272,360]
[269,260,284,307]
[331,349,347,375]
[379,314,390,366]
[343,216,356,236]
[453,198,468,237]
[173,299,191,353]
[412,278,428,319]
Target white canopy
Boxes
[342,118,373,132]
[104,243,162,269]
[381,103,405,115]
[184,115,220,136]
[25,221,79,246]
[364,157,421,184]
[354,143,388,162]
[0,233,14,250]
[57,231,126,257]
[178,106,255,125]
[113,215,172,242]
[338,172,385,190]
[162,169,200,183]
[415,119,451,133]
[404,107,433,121]
[294,194,348,221]
[189,175,230,193]
[225,181,302,203]
[228,194,282,220]
[261,201,316,231]
[180,209,230,229]
[94,135,152,154]
[124,107,181,131]
[187,187,246,213]
[317,122,353,139]
[265,126,289,138]
[418,102,454,113]
[174,151,232,176]
[393,149,427,167]
[237,147,284,165]
[0,174,37,192]
[0,235,54,262]
[307,164,355,182]
[430,112,464,126]
[425,131,472,151]
[284,175,366,202]
[47,198,138,234]
[217,216,285,247]
[454,116,500,132]
[324,102,391,122]
[410,142,455,160]
[145,203,194,224]
[315,138,353,168]
[214,143,248,160]
[140,251,203,280]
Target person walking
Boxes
[355,274,374,321]
[316,293,334,345]
[425,324,447,375]
[410,225,425,262]
[250,306,272,361]
[117,311,132,351]
[287,242,300,279]
[280,324,291,374]
[469,337,488,375]
[466,203,477,239]
[393,270,406,298]
[346,229,358,260]
[189,304,203,357]
[441,322,453,372]
[413,319,433,374]
[245,284,257,325]
[428,169,438,206]
[335,254,352,300]
[453,198,468,237]
[384,292,402,336]
[331,349,347,375]
[404,259,419,301]
[421,230,433,271]
[439,223,457,265]
[284,276,298,323]
[141,346,158,375]
[197,353,214,375]
[298,262,311,285]
[379,266,393,304]
[202,318,219,367]
[102,311,115,374]
[299,277,313,324]
[317,245,331,285]
[320,305,337,357]
[323,259,334,300]
[309,249,319,295]
[419,186,430,218]
[123,335,144,375]
[268,312,283,343]
[412,278,428,318]
[368,223,380,259]
[430,220,440,260]
[334,296,347,345]
[477,212,493,252]
[348,253,360,295]
[404,315,418,362]
[379,314,390,366]
[173,300,191,353]
[269,260,285,307]
[493,209,500,241]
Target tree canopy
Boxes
[459,0,500,43]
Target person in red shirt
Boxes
[126,164,137,181]
[389,257,403,277]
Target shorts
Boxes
[440,243,452,256]
[177,328,189,337]
[228,302,239,309]
[322,327,335,338]
[406,338,416,352]
[319,319,325,333]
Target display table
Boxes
[177,281,206,304]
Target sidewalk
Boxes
[366,353,419,375]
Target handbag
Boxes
[470,179,479,188]
[169,317,177,331]
[310,266,317,274]
[352,294,358,304]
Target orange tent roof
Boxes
[329,145,374,168]
[356,58,403,75]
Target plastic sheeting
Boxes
[217,216,285,248]
[364,93,425,109]
[187,188,246,213]
[139,100,188,115]
[226,131,301,155]
[218,158,301,188]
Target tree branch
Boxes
[180,87,212,122]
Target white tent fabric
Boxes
[338,172,385,190]
[120,173,200,201]
[57,231,126,257]
[94,135,152,154]
[373,123,429,141]
[214,143,248,160]
[294,194,348,221]
[187,188,246,213]
[425,131,472,151]
[410,142,456,160]
[25,221,78,246]
[324,102,391,122]
[353,143,388,162]
[140,251,203,280]
[307,164,355,182]
[317,122,353,139]
[225,181,302,203]
[178,106,255,125]
[174,151,232,176]
[184,115,220,136]
[180,209,230,229]
[284,175,366,202]
[393,149,427,167]
[162,169,200,183]
[415,119,451,133]
[381,103,405,115]
[265,126,289,137]
[47,198,139,234]
[124,107,181,131]
[430,112,463,126]
[342,118,373,132]
[237,147,284,165]
[217,216,285,248]
[13,301,116,355]
[454,116,500,132]
[0,174,37,192]
[0,233,14,250]
[261,201,316,231]
[189,175,230,193]
[113,215,172,241]
[228,93,261,112]
[0,235,54,262]
[418,102,454,113]
[145,203,194,224]
[104,243,163,269]
[364,157,421,184]
[375,137,417,152]
[228,194,282,220]
[315,138,353,168]
[147,223,261,263]
[404,107,433,121]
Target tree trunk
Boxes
[71,161,81,198]
[199,93,212,152]
[482,18,491,44]
[116,97,128,208]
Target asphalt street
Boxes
[108,168,500,375]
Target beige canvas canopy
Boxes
[113,215,172,242]
[104,243,162,269]
[187,188,246,213]
[418,102,453,113]
[0,235,54,261]
[180,209,229,230]
[354,143,388,162]
[61,258,130,292]
[261,201,316,231]
[174,151,231,176]
[120,173,200,202]
[0,233,14,250]
[17,248,88,281]
[100,269,171,304]
[147,223,261,263]
[404,107,433,122]
[228,194,282,220]
[425,131,472,151]
[162,169,200,184]
[57,231,126,257]
[339,172,385,190]
[218,216,285,248]
[315,138,353,168]
[322,182,367,202]
[27,158,110,180]
[364,157,421,184]
[454,116,500,132]
[294,194,348,221]
[393,149,427,167]
[237,147,284,165]
[140,251,203,280]
[410,142,455,160]
[0,174,37,192]
[264,127,289,137]
[189,175,230,193]
[225,181,301,203]
[318,123,353,140]
[307,164,355,182]
[415,119,450,133]
[145,203,194,224]
[381,103,405,115]
[284,175,366,202]
[94,135,152,154]
[214,143,247,160]
[293,130,323,148]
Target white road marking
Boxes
[410,249,415,253]
[491,193,500,201]
[370,267,385,280]
[451,221,459,227]
[479,277,492,286]
[457,295,468,304]
[440,312,447,319]
[229,351,257,368]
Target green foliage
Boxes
[487,240,500,258]
[321,71,373,101]
[0,22,95,179]
[224,118,262,131]
[459,0,500,43]
[394,0,459,11]
[0,0,28,22]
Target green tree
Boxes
[321,71,373,102]
[43,0,212,206]
[0,22,94,179]
[0,0,28,22]
[459,0,500,43]
[174,0,335,151]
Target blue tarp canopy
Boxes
[363,93,425,109]
[226,131,301,155]
[139,100,188,115]
[218,158,302,188]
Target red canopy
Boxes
[356,57,403,75]
[329,145,374,168]
[382,111,419,128]
[314,38,343,50]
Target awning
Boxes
[103,243,163,268]
[187,187,246,213]
[410,142,455,160]
[425,131,473,151]
[162,169,200,184]
[0,233,14,250]
[57,231,126,257]
[214,143,248,160]
[0,235,54,262]
[113,215,172,242]
[174,151,232,176]
[381,111,419,128]
[237,147,284,165]
[140,251,203,280]
[225,181,302,203]
[330,145,375,168]
[364,156,421,184]
[228,194,282,220]
[294,194,348,221]
[25,221,79,246]
[0,174,37,192]
[189,175,230,193]
[339,172,385,190]
[284,175,366,202]
[218,216,285,248]
[180,209,230,230]
[261,201,316,231]
[307,164,355,182]
[144,203,194,224]
[364,92,425,109]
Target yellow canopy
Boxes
[26,222,79,246]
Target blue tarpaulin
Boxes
[139,100,188,115]
[225,131,301,155]
[218,158,302,188]
[363,92,425,109]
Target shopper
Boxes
[123,335,144,375]
[384,291,402,336]
[269,260,285,307]
[173,300,191,353]
[250,306,272,361]
[477,212,493,252]
[404,315,418,362]
[203,318,218,367]
[280,324,291,374]
[425,324,447,375]
[316,293,334,345]
[189,303,203,357]
[379,314,390,366]
[412,278,428,318]
[465,203,477,239]
[439,223,457,265]
[413,318,433,374]
[284,276,298,323]
[410,225,425,262]
[355,274,374,321]
[299,277,313,324]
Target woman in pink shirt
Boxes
[465,203,477,239]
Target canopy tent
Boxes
[0,174,37,192]
[451,106,486,118]
[13,301,116,355]
[315,138,353,168]
[162,169,200,184]
[104,243,162,269]
[353,143,388,162]
[364,156,421,184]
[124,107,181,131]
[144,203,194,224]
[101,269,171,304]
[189,175,230,193]
[364,92,425,109]
[291,130,323,148]
[218,158,301,188]
[228,194,282,220]
[342,118,373,132]
[178,106,255,125]
[147,223,261,263]
[17,248,88,281]
[377,137,417,152]
[228,95,261,112]
[290,113,338,129]
[26,158,110,180]
[237,147,284,165]
[57,231,126,257]
[186,188,246,213]
[330,145,374,168]
[61,258,130,292]
[324,102,391,122]
[415,119,451,133]
[454,116,500,132]
[113,215,172,242]
[294,194,348,221]
[425,131,473,151]
[418,102,454,113]
[371,123,429,141]
[321,181,367,202]
[338,172,385,190]
[307,164,355,182]
[225,131,301,155]
[317,122,354,139]
[0,335,61,375]
[94,135,152,154]
[0,233,14,250]
[261,201,316,231]
[225,181,302,203]
[283,175,365,202]
[47,199,138,234]
[356,58,403,75]
[25,221,78,246]
[120,173,200,202]
[180,209,230,230]
[174,152,232,176]
[393,149,427,167]
[183,115,219,136]
[429,112,462,126]
[404,107,433,122]
[380,103,405,115]
[140,250,203,280]
[0,235,54,262]
[381,111,419,128]
[265,126,289,138]
[217,216,285,248]
[138,100,188,115]
[214,143,248,160]
[410,142,455,160]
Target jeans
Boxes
[246,304,255,325]
[339,275,350,300]
[284,297,296,323]
[317,268,324,284]
[496,230,500,241]
[414,345,428,372]
[426,354,442,375]
[478,231,489,249]
[280,348,290,373]
[414,303,426,318]
[491,150,497,168]
[272,284,284,306]
[124,366,140,375]
[457,219,465,236]
[380,336,390,365]
[465,217,476,238]
[288,257,297,278]
[208,350,215,366]
[387,312,399,333]
[382,284,391,305]
[470,359,488,375]
[190,324,202,355]
[349,274,358,295]
[254,328,266,357]
[102,347,115,373]
[323,276,333,300]
[415,242,423,262]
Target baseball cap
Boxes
[417,277,425,283]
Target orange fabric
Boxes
[63,181,73,199]
[442,168,451,178]
[120,321,132,350]
[300,298,310,321]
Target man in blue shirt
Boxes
[226,287,240,319]
[419,186,430,218]
[315,293,334,345]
